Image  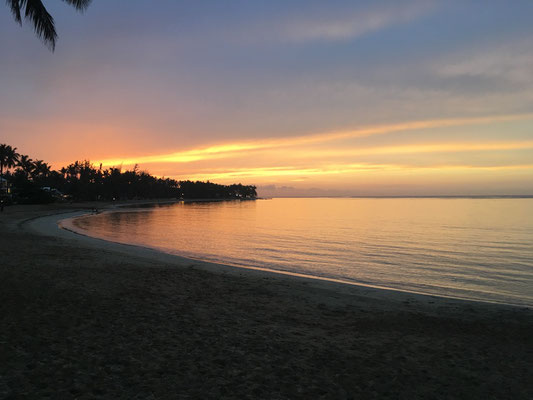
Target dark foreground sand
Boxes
[1,204,532,399]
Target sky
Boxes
[1,0,533,196]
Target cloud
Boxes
[175,162,533,183]
[97,112,533,167]
[436,39,533,85]
[225,1,435,45]
[277,1,434,42]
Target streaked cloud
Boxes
[278,1,434,42]
[436,39,533,85]
[178,163,533,183]
[98,113,533,167]
[277,140,533,159]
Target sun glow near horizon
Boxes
[97,113,533,167]
[85,113,533,194]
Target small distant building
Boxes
[0,177,11,196]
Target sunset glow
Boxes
[97,114,533,166]
[2,1,533,196]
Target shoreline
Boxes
[46,206,532,310]
[2,203,532,398]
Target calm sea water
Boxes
[72,198,533,306]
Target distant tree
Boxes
[16,154,35,178]
[32,159,51,177]
[1,143,258,203]
[7,0,92,50]
[31,159,52,186]
[0,144,20,194]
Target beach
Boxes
[1,204,532,399]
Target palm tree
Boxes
[32,159,51,179]
[33,159,50,175]
[7,0,92,51]
[0,144,20,194]
[17,154,35,178]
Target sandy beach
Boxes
[1,203,532,399]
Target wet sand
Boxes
[1,203,532,399]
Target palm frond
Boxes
[6,0,23,24]
[25,0,57,50]
[61,0,92,11]
[7,0,57,50]
[7,0,91,51]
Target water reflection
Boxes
[73,198,533,306]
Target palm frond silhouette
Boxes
[7,0,92,50]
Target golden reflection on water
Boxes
[74,198,533,306]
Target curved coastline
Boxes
[26,208,532,310]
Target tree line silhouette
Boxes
[0,144,256,204]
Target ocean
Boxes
[71,198,533,306]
